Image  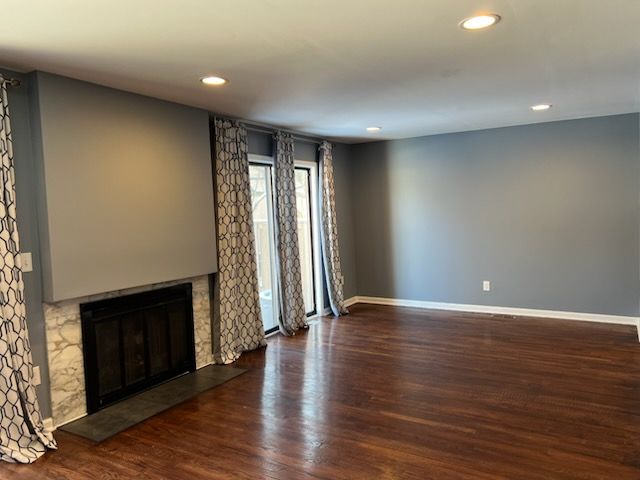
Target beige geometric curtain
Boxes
[273,132,307,335]
[212,119,266,364]
[0,76,57,463]
[318,141,348,316]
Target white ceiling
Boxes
[1,0,639,142]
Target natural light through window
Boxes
[295,168,315,315]
[249,164,278,332]
[249,157,320,333]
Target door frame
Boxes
[248,154,323,322]
[248,157,280,334]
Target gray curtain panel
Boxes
[213,119,266,364]
[273,132,307,335]
[318,141,348,316]
[0,77,56,463]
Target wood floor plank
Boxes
[3,303,639,479]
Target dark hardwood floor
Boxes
[5,304,640,479]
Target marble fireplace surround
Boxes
[44,275,214,426]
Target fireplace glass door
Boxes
[81,284,196,413]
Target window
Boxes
[295,167,316,315]
[249,155,321,333]
[249,163,278,332]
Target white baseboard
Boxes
[343,296,359,308]
[45,411,88,430]
[347,296,640,340]
[54,412,88,429]
[197,361,215,369]
[43,417,55,432]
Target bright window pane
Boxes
[249,165,278,331]
[295,168,315,315]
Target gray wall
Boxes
[332,143,357,299]
[30,72,217,301]
[351,114,640,316]
[1,68,52,417]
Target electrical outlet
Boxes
[32,366,41,386]
[21,252,33,272]
[483,280,491,292]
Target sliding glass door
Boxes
[249,156,321,333]
[295,167,316,316]
[249,164,279,332]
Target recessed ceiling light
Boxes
[366,127,382,132]
[531,104,552,111]
[201,76,227,86]
[460,14,501,30]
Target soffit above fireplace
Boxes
[29,72,218,301]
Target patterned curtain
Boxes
[213,119,266,364]
[0,77,56,463]
[273,132,307,335]
[318,141,348,316]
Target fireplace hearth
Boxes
[80,284,196,413]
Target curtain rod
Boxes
[214,114,323,145]
[245,124,322,145]
[1,77,22,88]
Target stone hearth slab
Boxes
[59,365,246,442]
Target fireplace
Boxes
[80,284,196,413]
